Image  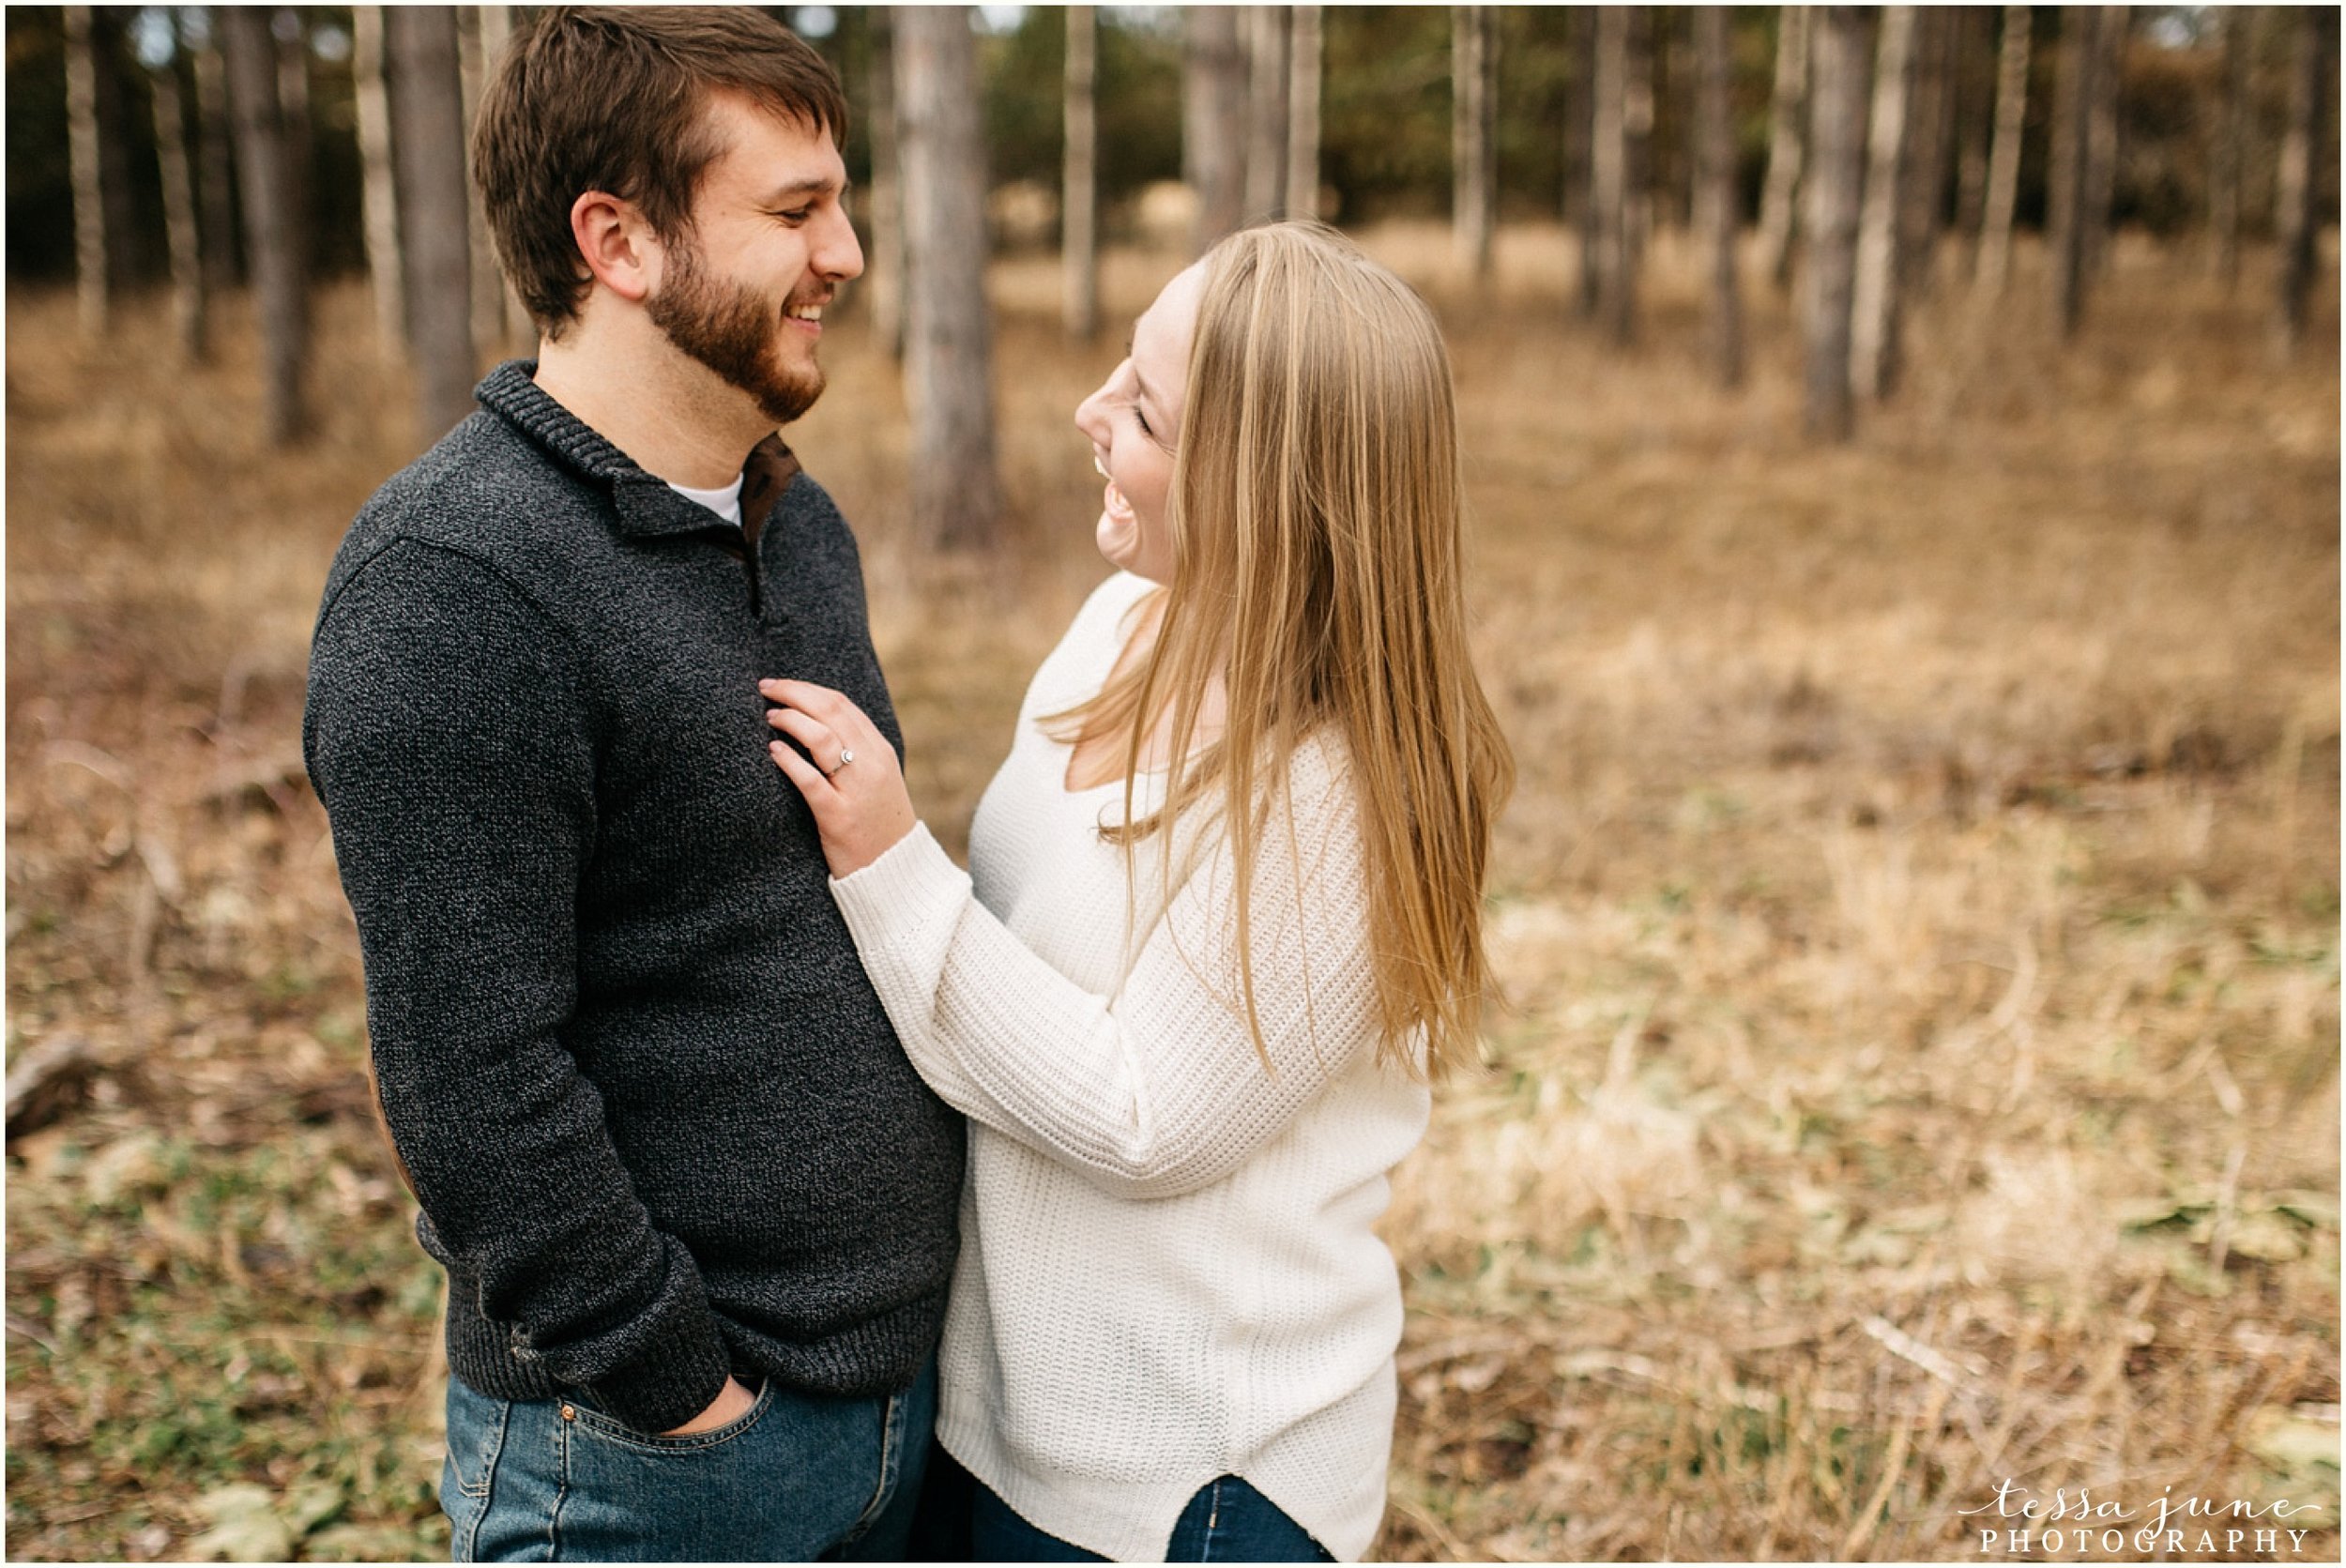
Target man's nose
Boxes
[816,208,864,282]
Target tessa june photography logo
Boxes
[1963,1481,2327,1556]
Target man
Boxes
[301,10,963,1560]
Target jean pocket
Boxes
[568,1377,775,1456]
[440,1389,512,1560]
[447,1414,506,1499]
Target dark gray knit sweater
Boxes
[303,361,964,1435]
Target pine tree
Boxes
[352,6,404,361]
[1695,7,1744,387]
[1287,5,1322,221]
[387,6,475,440]
[1184,7,1247,253]
[1851,5,1917,400]
[1063,6,1098,340]
[148,15,206,361]
[223,5,310,441]
[1453,7,1497,277]
[897,6,1004,548]
[65,5,110,339]
[1975,3,2032,297]
[2273,5,2335,356]
[1803,7,1868,440]
[1757,6,1812,291]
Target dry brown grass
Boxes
[6,223,2338,1561]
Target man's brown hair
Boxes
[471,7,848,340]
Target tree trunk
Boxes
[223,6,308,442]
[273,8,312,286]
[1757,5,1811,292]
[1852,7,1915,401]
[65,5,109,339]
[2273,5,2333,356]
[2209,6,2247,290]
[457,8,507,356]
[1804,7,1868,441]
[352,6,405,361]
[2047,7,2096,338]
[1696,7,1744,388]
[1650,8,1688,231]
[1898,7,1950,299]
[1184,6,1247,254]
[896,5,1003,549]
[1569,6,1600,315]
[1245,7,1289,223]
[476,5,533,349]
[1063,6,1098,340]
[1591,7,1637,345]
[387,6,475,441]
[149,24,207,362]
[1453,7,1497,276]
[92,9,139,292]
[867,9,906,358]
[1952,7,1992,253]
[1287,4,1321,220]
[1623,6,1655,266]
[1930,7,1962,237]
[2079,4,2125,281]
[1976,3,2030,297]
[191,8,240,289]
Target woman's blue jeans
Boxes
[969,1470,1335,1562]
[440,1359,936,1562]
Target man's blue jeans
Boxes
[441,1359,937,1562]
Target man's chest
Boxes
[568,522,900,883]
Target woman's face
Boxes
[1074,264,1205,584]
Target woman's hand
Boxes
[758,678,917,879]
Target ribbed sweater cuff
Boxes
[589,1309,735,1436]
[830,822,971,962]
[441,1275,733,1435]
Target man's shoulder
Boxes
[351,410,598,548]
[323,411,608,612]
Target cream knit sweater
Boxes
[829,571,1430,1561]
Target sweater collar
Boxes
[473,359,800,540]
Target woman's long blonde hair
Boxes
[1050,221,1514,1080]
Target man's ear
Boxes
[571,190,661,305]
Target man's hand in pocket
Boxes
[661,1376,755,1437]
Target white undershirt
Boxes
[666,475,743,527]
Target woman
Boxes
[759,222,1512,1562]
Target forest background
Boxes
[5,5,2340,1561]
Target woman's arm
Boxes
[760,678,1381,1200]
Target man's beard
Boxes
[646,235,825,426]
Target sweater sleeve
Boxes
[829,747,1384,1201]
[303,539,732,1433]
